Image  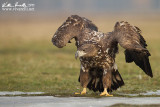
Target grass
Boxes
[0,15,160,97]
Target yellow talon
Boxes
[100,88,113,97]
[100,91,107,96]
[106,93,113,97]
[75,92,81,95]
[75,88,86,95]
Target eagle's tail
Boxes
[86,69,124,92]
[109,69,124,92]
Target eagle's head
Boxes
[52,15,83,48]
[52,15,98,48]
[75,44,99,59]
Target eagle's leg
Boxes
[100,69,113,96]
[75,68,89,95]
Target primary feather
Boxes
[113,21,152,77]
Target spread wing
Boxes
[52,15,98,48]
[112,21,153,77]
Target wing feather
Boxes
[113,21,153,77]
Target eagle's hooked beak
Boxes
[75,51,86,59]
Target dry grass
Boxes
[0,15,160,96]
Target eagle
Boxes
[52,15,152,96]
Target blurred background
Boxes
[1,0,160,41]
[1,0,160,14]
[0,0,160,95]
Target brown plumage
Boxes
[52,15,152,96]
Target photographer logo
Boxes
[2,2,35,11]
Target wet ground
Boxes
[0,91,160,107]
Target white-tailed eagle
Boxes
[52,15,152,96]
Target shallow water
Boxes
[1,90,160,96]
[141,90,160,95]
[117,90,160,96]
[0,96,160,107]
[0,91,160,107]
[0,91,44,96]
